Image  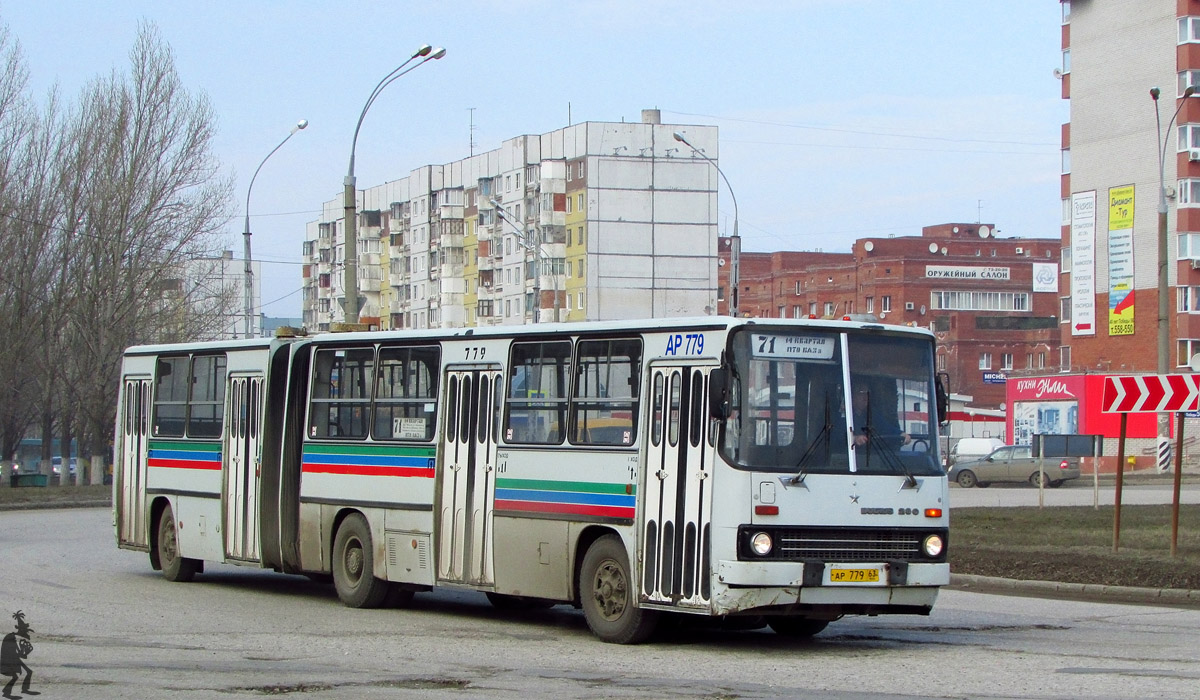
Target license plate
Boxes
[829,567,880,583]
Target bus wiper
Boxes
[789,393,834,486]
[855,393,918,489]
[859,428,919,489]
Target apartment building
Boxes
[302,110,720,330]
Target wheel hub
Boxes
[593,560,627,620]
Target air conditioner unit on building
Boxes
[1192,258,1200,270]
[1190,149,1200,162]
[905,302,915,311]
[1015,247,1024,254]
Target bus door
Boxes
[117,377,152,549]
[437,367,502,586]
[224,373,264,562]
[641,364,717,607]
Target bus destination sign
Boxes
[751,334,835,360]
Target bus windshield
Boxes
[721,328,941,477]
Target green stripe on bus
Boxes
[303,442,436,457]
[148,440,220,452]
[495,478,634,495]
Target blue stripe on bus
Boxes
[301,453,433,468]
[494,488,635,508]
[148,449,223,462]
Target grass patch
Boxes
[0,483,111,506]
[952,505,1200,589]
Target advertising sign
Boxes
[1032,262,1059,293]
[1107,185,1135,336]
[1070,191,1097,336]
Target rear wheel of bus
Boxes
[332,513,388,608]
[157,503,199,583]
[580,534,658,644]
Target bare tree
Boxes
[55,23,233,477]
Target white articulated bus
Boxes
[115,317,949,643]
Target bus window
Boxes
[152,356,189,437]
[309,347,374,439]
[505,340,571,444]
[187,355,226,439]
[571,338,640,446]
[651,373,664,447]
[373,345,439,441]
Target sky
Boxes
[0,1,1067,318]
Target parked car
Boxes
[948,445,1081,488]
[946,437,1005,468]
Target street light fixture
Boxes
[491,199,559,323]
[342,45,445,325]
[674,131,739,317]
[1151,84,1198,448]
[243,118,307,338]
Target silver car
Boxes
[948,445,1081,488]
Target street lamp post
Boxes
[343,45,445,325]
[673,131,739,317]
[1151,85,1197,448]
[243,118,308,338]
[492,199,559,323]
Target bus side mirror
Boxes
[709,368,731,419]
[935,372,949,425]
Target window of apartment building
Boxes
[1179,339,1200,367]
[1001,353,1013,371]
[881,295,892,312]
[567,228,573,247]
[823,301,834,316]
[515,172,521,189]
[1180,70,1200,97]
[578,229,586,246]
[1060,296,1071,322]
[577,193,584,213]
[1026,353,1034,369]
[1180,232,1200,258]
[808,301,816,315]
[505,299,512,317]
[778,306,785,318]
[578,162,585,179]
[794,281,803,295]
[1061,198,1071,227]
[865,296,874,313]
[566,196,573,214]
[930,291,1030,312]
[1061,245,1072,272]
[1183,17,1200,44]
[566,165,572,181]
[979,352,992,370]
[937,353,946,371]
[1181,180,1200,207]
[1061,148,1070,175]
[1059,346,1071,372]
[1180,124,1200,152]
[577,259,584,278]
[577,291,585,311]
[792,305,802,318]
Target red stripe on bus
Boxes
[494,499,635,519]
[301,463,434,478]
[148,458,221,470]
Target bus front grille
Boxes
[773,528,927,562]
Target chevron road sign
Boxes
[1101,374,1200,413]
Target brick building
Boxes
[722,223,1062,410]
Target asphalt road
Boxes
[3,507,1200,699]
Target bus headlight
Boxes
[750,532,773,556]
[922,534,945,558]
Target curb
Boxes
[950,573,1200,608]
[0,500,110,512]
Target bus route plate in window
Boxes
[827,566,883,585]
[751,334,835,360]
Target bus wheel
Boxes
[768,617,830,637]
[157,504,199,583]
[332,513,388,608]
[580,535,658,644]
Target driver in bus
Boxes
[851,384,910,448]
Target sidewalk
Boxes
[949,573,1200,609]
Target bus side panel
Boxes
[173,494,224,562]
[492,517,569,599]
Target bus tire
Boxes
[580,535,658,644]
[332,513,388,608]
[157,504,199,583]
[768,617,830,637]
